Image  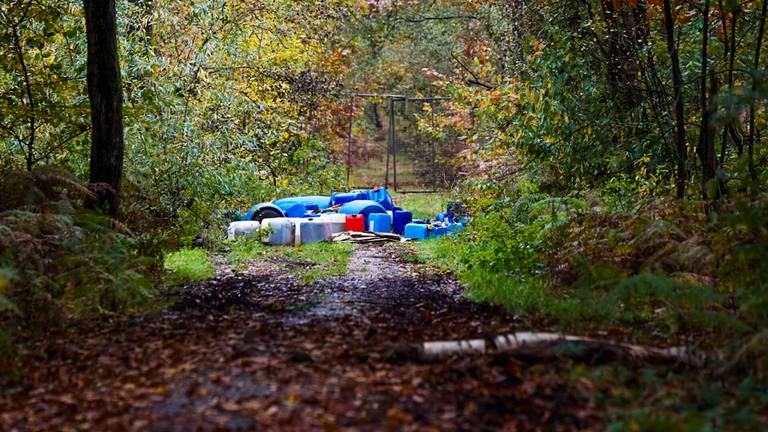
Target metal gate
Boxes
[346,93,451,193]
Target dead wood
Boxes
[418,332,706,367]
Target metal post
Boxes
[392,98,398,192]
[346,96,354,187]
[414,101,421,191]
[385,97,392,188]
[431,104,437,192]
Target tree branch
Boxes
[32,127,91,166]
[399,14,478,23]
[451,53,495,90]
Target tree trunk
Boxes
[414,332,704,367]
[720,4,743,164]
[663,0,688,199]
[10,6,36,172]
[598,0,642,109]
[83,0,125,219]
[698,0,717,200]
[748,0,768,184]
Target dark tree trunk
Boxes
[720,4,743,164]
[8,2,36,172]
[663,0,688,199]
[370,102,383,130]
[599,0,642,109]
[83,0,125,219]
[698,0,717,199]
[748,0,768,183]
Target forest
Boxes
[1,0,768,430]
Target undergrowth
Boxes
[413,180,768,347]
[0,169,159,372]
[412,178,768,426]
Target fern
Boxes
[0,169,158,327]
[605,273,721,309]
[573,255,628,292]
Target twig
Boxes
[450,53,495,90]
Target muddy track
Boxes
[0,244,601,431]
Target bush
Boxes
[421,176,768,344]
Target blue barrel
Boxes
[244,203,285,221]
[433,226,449,237]
[283,202,307,218]
[367,187,395,211]
[404,223,430,240]
[368,213,392,233]
[435,212,455,223]
[331,191,369,206]
[393,210,413,235]
[339,200,387,227]
[273,196,331,211]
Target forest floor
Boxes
[1,244,615,430]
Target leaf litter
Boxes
[1,244,605,430]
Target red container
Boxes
[345,214,365,232]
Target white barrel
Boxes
[318,213,347,234]
[226,221,261,240]
[299,220,333,245]
[260,218,295,246]
[285,218,308,246]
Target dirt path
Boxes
[0,245,600,431]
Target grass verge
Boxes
[164,248,215,284]
[411,235,576,319]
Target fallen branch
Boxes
[332,231,405,243]
[418,332,706,367]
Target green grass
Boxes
[411,235,585,320]
[411,231,740,333]
[347,151,451,220]
[164,248,215,284]
[409,234,461,266]
[392,191,450,220]
[408,207,768,429]
[283,242,353,284]
[229,239,352,284]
